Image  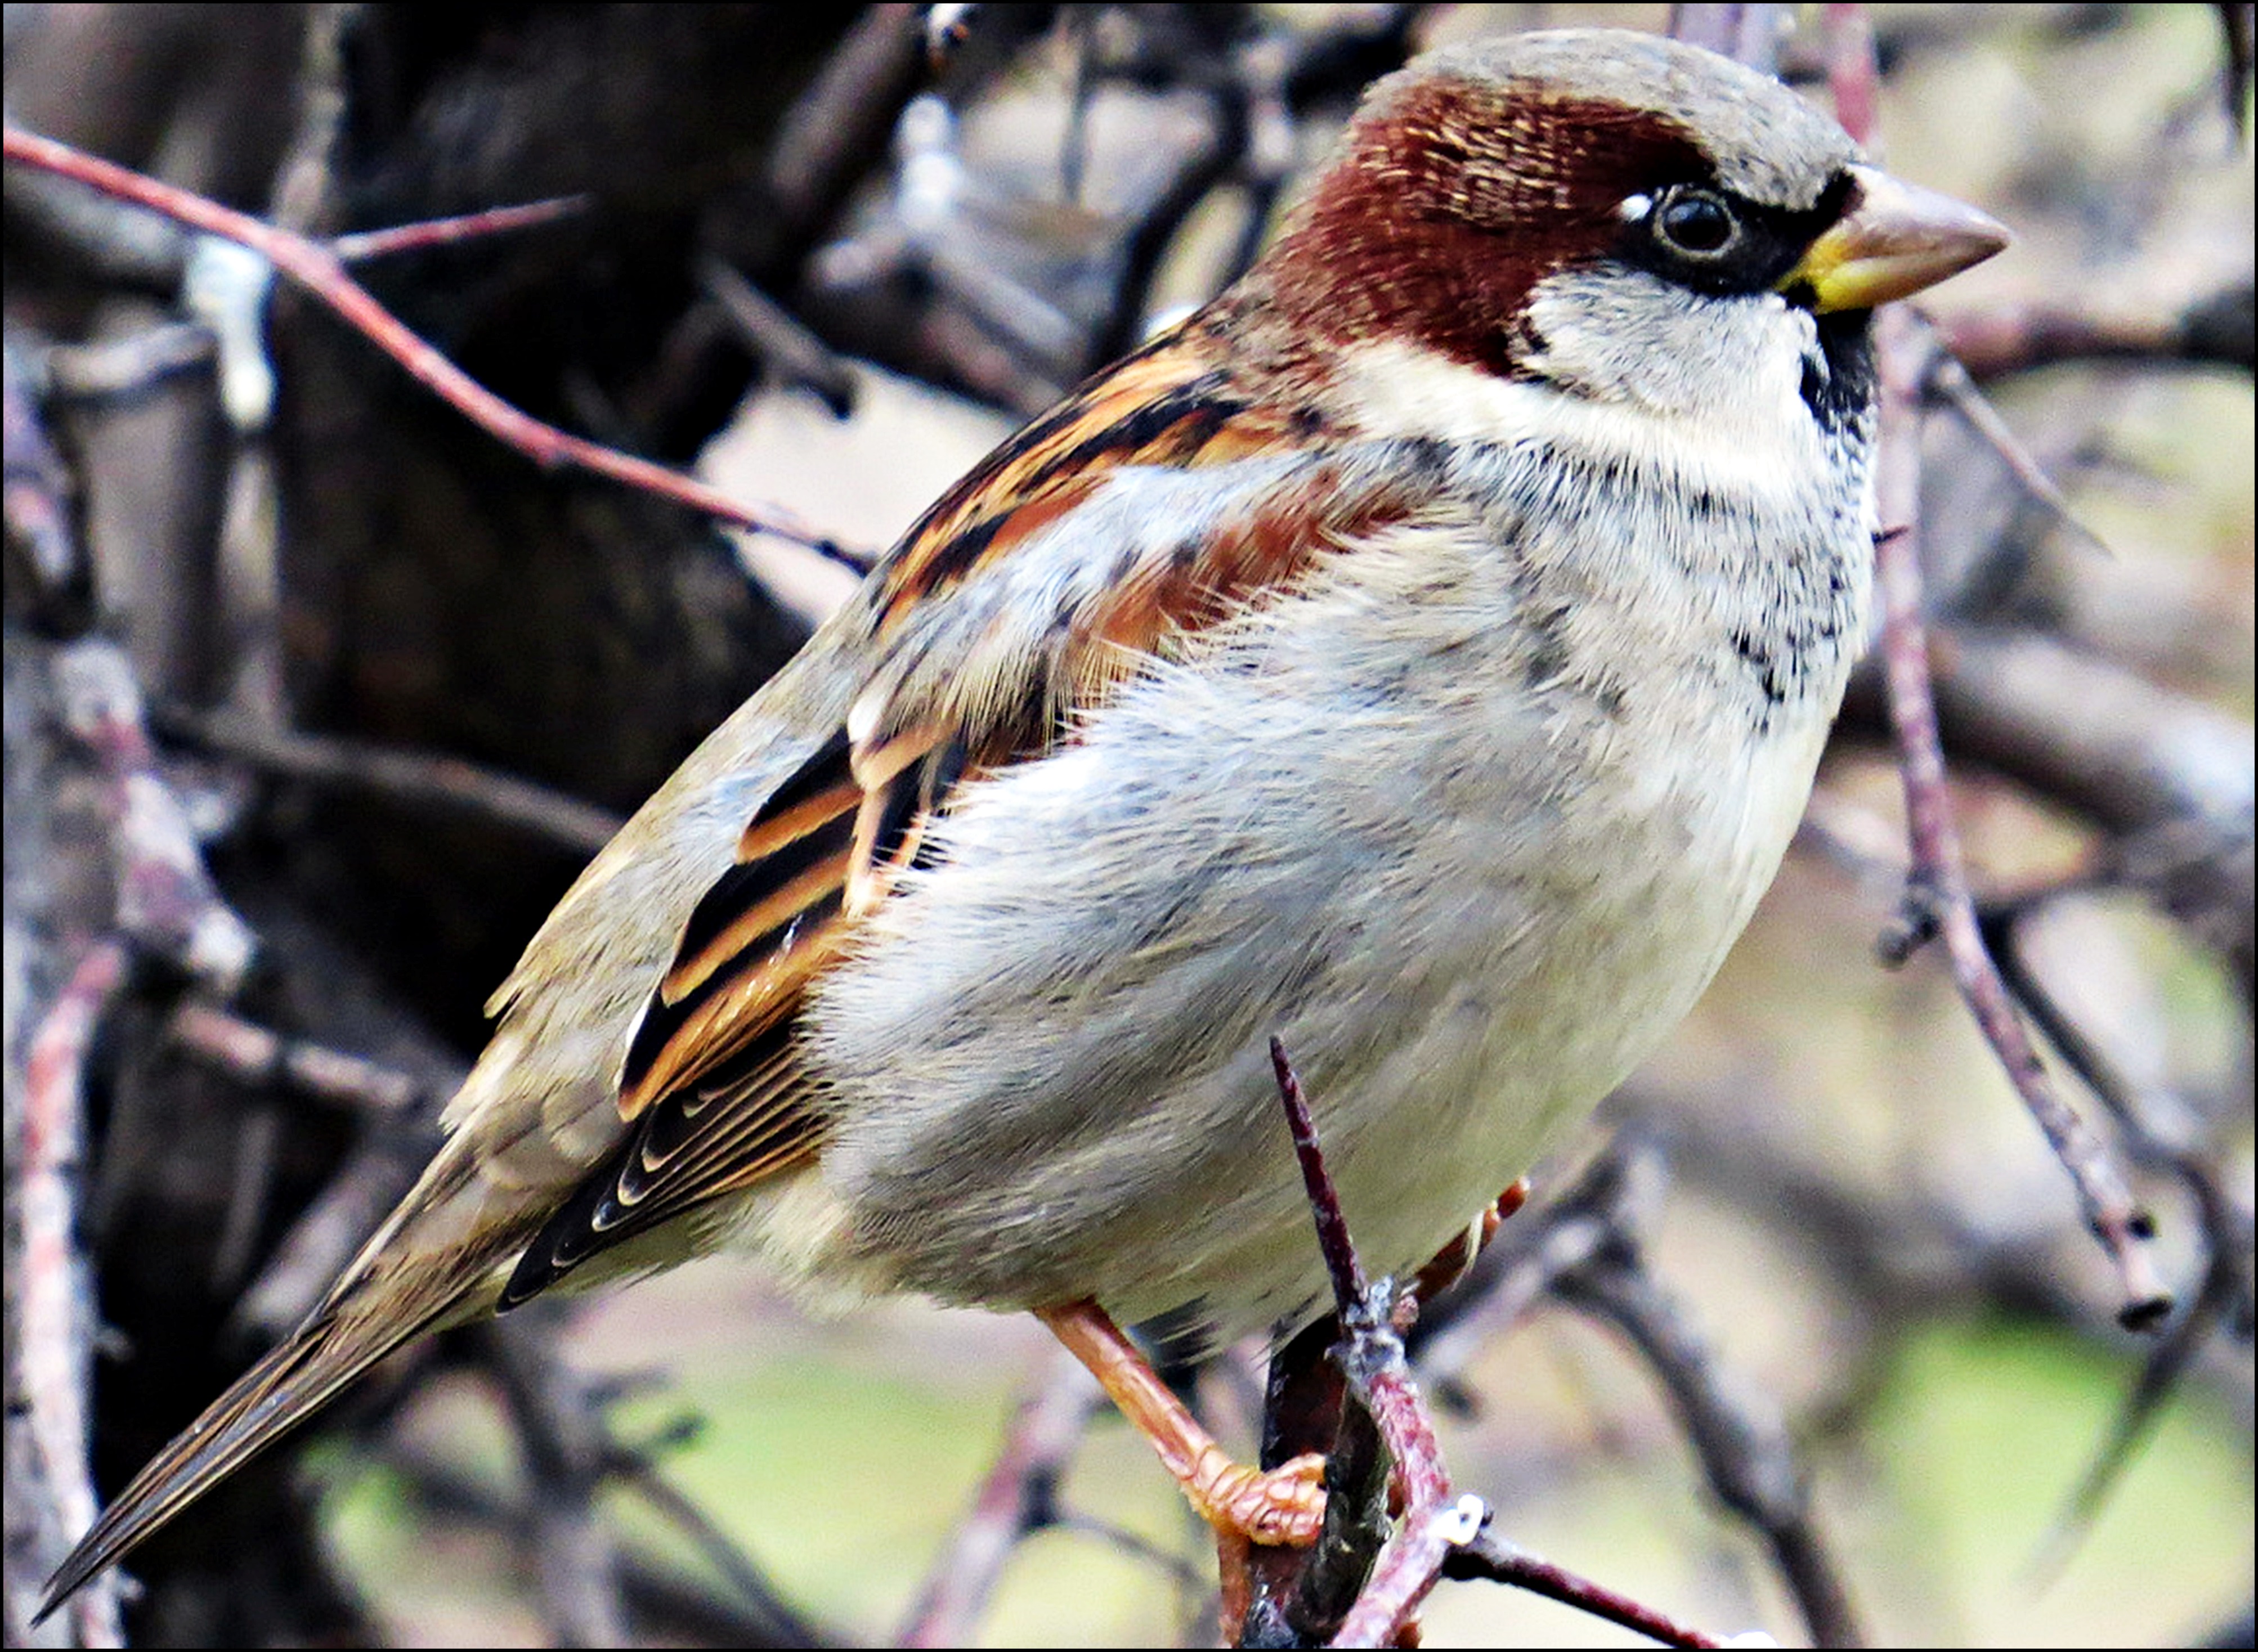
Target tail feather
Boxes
[35,1292,456,1622]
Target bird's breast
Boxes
[784,479,1860,1344]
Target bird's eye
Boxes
[1652,187,1740,258]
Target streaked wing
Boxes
[505,315,1394,1303]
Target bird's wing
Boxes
[501,313,1415,1301]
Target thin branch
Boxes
[53,639,256,987]
[1669,5,1790,73]
[1441,1532,1724,1650]
[486,1319,631,1647]
[1979,908,2253,1555]
[379,1437,823,1648]
[1872,307,2171,1329]
[159,705,625,860]
[1265,1039,1488,1649]
[1270,1037,1367,1319]
[3,337,85,601]
[603,1452,831,1648]
[1919,326,2111,559]
[16,941,132,1651]
[330,195,593,263]
[164,1003,423,1119]
[1554,1241,1863,1649]
[1938,285,2256,379]
[41,323,218,406]
[898,1350,1101,1647]
[697,255,858,419]
[2,126,844,552]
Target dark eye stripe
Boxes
[1620,171,1855,300]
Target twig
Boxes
[1267,1038,1482,1649]
[1938,285,2256,379]
[1821,5,1881,151]
[1669,4,1789,72]
[1406,1169,1621,1403]
[1979,908,2253,1557]
[697,255,858,419]
[159,705,625,859]
[52,639,256,987]
[41,323,218,406]
[164,1003,423,1117]
[379,1436,825,1647]
[1917,327,2111,558]
[1441,1531,1724,1649]
[330,195,593,263]
[486,1318,631,1647]
[1554,1240,1863,1648]
[3,337,85,601]
[17,940,132,1651]
[898,1350,1101,1647]
[1872,307,2171,1330]
[2,125,839,551]
[1271,1039,1367,1318]
[603,1448,832,1649]
[1087,80,1247,367]
[1825,6,2174,1330]
[232,1126,435,1343]
[763,4,930,258]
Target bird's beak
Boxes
[1782,164,2009,313]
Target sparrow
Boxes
[42,26,2006,1613]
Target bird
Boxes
[42,25,2006,1615]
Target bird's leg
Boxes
[1408,1178,1529,1306]
[1035,1300,1327,1547]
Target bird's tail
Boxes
[36,1283,463,1622]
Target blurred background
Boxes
[5,4,2250,1646]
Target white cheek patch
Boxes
[1336,333,1830,510]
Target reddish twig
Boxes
[1825,0,2171,1329]
[2,126,842,552]
[1822,5,1881,150]
[1443,1532,1725,1649]
[1270,1038,1366,1318]
[18,940,132,1651]
[1268,1038,1482,1647]
[329,194,593,263]
[899,1350,1101,1647]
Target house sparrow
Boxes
[43,27,2005,1611]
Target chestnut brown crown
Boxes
[1251,30,1865,375]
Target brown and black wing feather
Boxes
[501,320,1350,1307]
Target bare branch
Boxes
[2,126,845,552]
